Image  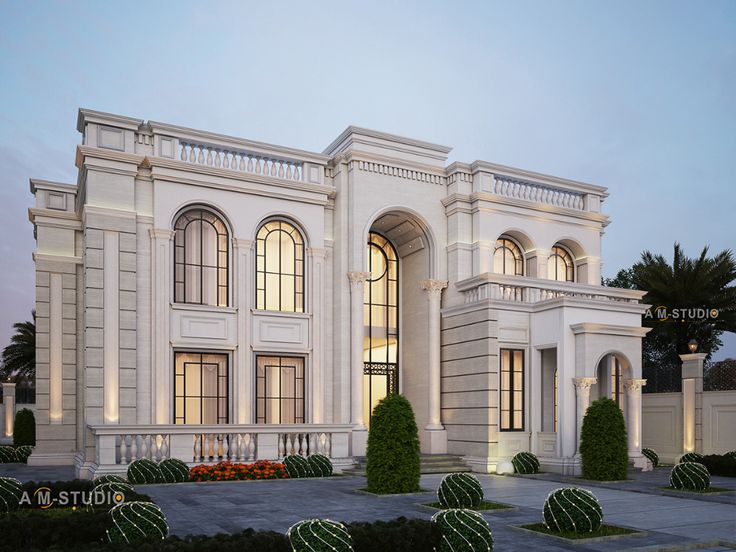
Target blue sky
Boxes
[0,0,734,358]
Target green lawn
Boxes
[519,523,638,540]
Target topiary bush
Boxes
[0,477,23,513]
[287,519,353,552]
[701,454,736,477]
[642,448,659,468]
[431,509,493,551]
[127,459,163,484]
[284,454,313,478]
[543,487,603,533]
[437,473,484,509]
[366,394,420,494]
[726,450,736,459]
[107,501,169,543]
[679,452,704,464]
[93,474,128,486]
[13,408,35,446]
[159,458,190,483]
[307,453,333,477]
[580,397,628,480]
[14,445,33,463]
[94,480,134,500]
[511,451,540,474]
[0,446,19,463]
[670,462,710,490]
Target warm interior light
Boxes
[688,339,698,353]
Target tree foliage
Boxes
[1,311,36,380]
[580,397,628,481]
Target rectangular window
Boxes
[500,349,525,431]
[256,355,305,424]
[174,352,228,424]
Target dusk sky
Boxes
[1,0,734,358]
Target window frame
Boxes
[494,236,525,276]
[173,351,229,425]
[255,354,306,424]
[255,219,306,313]
[500,348,525,431]
[548,245,575,282]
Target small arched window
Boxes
[174,208,229,306]
[493,236,524,276]
[548,245,574,282]
[256,219,305,312]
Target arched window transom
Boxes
[256,220,305,312]
[548,245,574,282]
[493,236,524,276]
[174,208,229,306]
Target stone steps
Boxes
[342,454,470,476]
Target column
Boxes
[573,377,596,454]
[103,231,120,424]
[308,248,327,424]
[150,229,174,424]
[234,239,254,424]
[347,271,370,455]
[624,379,648,469]
[525,248,550,279]
[680,353,706,454]
[2,383,16,438]
[420,279,448,454]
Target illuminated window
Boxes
[500,349,524,431]
[174,208,229,306]
[255,356,305,424]
[174,352,228,424]
[494,236,524,275]
[611,357,624,406]
[256,220,305,312]
[548,245,574,282]
[363,232,399,425]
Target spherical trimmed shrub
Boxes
[94,481,135,503]
[159,458,190,483]
[580,397,628,481]
[0,477,23,513]
[13,408,35,446]
[0,446,19,463]
[107,501,169,543]
[366,394,420,494]
[641,448,659,468]
[511,451,540,474]
[725,450,736,459]
[543,487,603,533]
[679,452,704,464]
[431,508,493,552]
[670,462,710,491]
[307,453,333,477]
[93,474,128,486]
[287,519,354,552]
[437,473,484,509]
[284,454,313,478]
[13,445,33,463]
[127,458,164,484]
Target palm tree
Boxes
[1,311,36,380]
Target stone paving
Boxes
[2,463,735,550]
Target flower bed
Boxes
[189,460,288,482]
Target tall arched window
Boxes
[174,208,229,306]
[363,232,399,425]
[256,219,305,312]
[493,236,524,276]
[548,245,574,282]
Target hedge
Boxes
[13,408,36,446]
[580,397,628,480]
[700,454,736,477]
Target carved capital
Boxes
[149,228,174,241]
[623,378,647,392]
[233,238,254,250]
[347,271,371,287]
[573,377,597,390]
[419,279,449,295]
[307,247,327,260]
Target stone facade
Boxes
[27,109,650,477]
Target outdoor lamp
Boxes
[687,339,698,353]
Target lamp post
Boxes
[688,339,698,353]
[680,339,705,455]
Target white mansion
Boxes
[28,109,650,477]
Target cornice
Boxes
[469,192,610,226]
[77,108,143,133]
[323,125,452,157]
[29,179,77,195]
[570,322,652,338]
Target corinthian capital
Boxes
[419,279,449,294]
[623,378,647,391]
[573,377,597,390]
[347,271,371,287]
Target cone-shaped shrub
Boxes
[670,462,710,490]
[366,394,420,494]
[679,452,704,464]
[287,519,354,552]
[159,458,190,483]
[0,446,18,463]
[0,477,23,513]
[107,501,169,543]
[284,454,313,478]
[307,453,333,477]
[543,487,603,533]
[93,474,128,486]
[431,509,493,551]
[580,397,628,480]
[13,408,35,446]
[642,448,659,468]
[511,451,540,474]
[127,459,163,484]
[437,473,484,509]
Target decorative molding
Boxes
[623,379,647,391]
[570,322,651,338]
[347,271,371,287]
[419,279,448,294]
[573,377,597,390]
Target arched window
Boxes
[493,236,524,276]
[256,219,305,312]
[174,208,229,306]
[548,245,574,282]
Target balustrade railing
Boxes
[491,174,585,210]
